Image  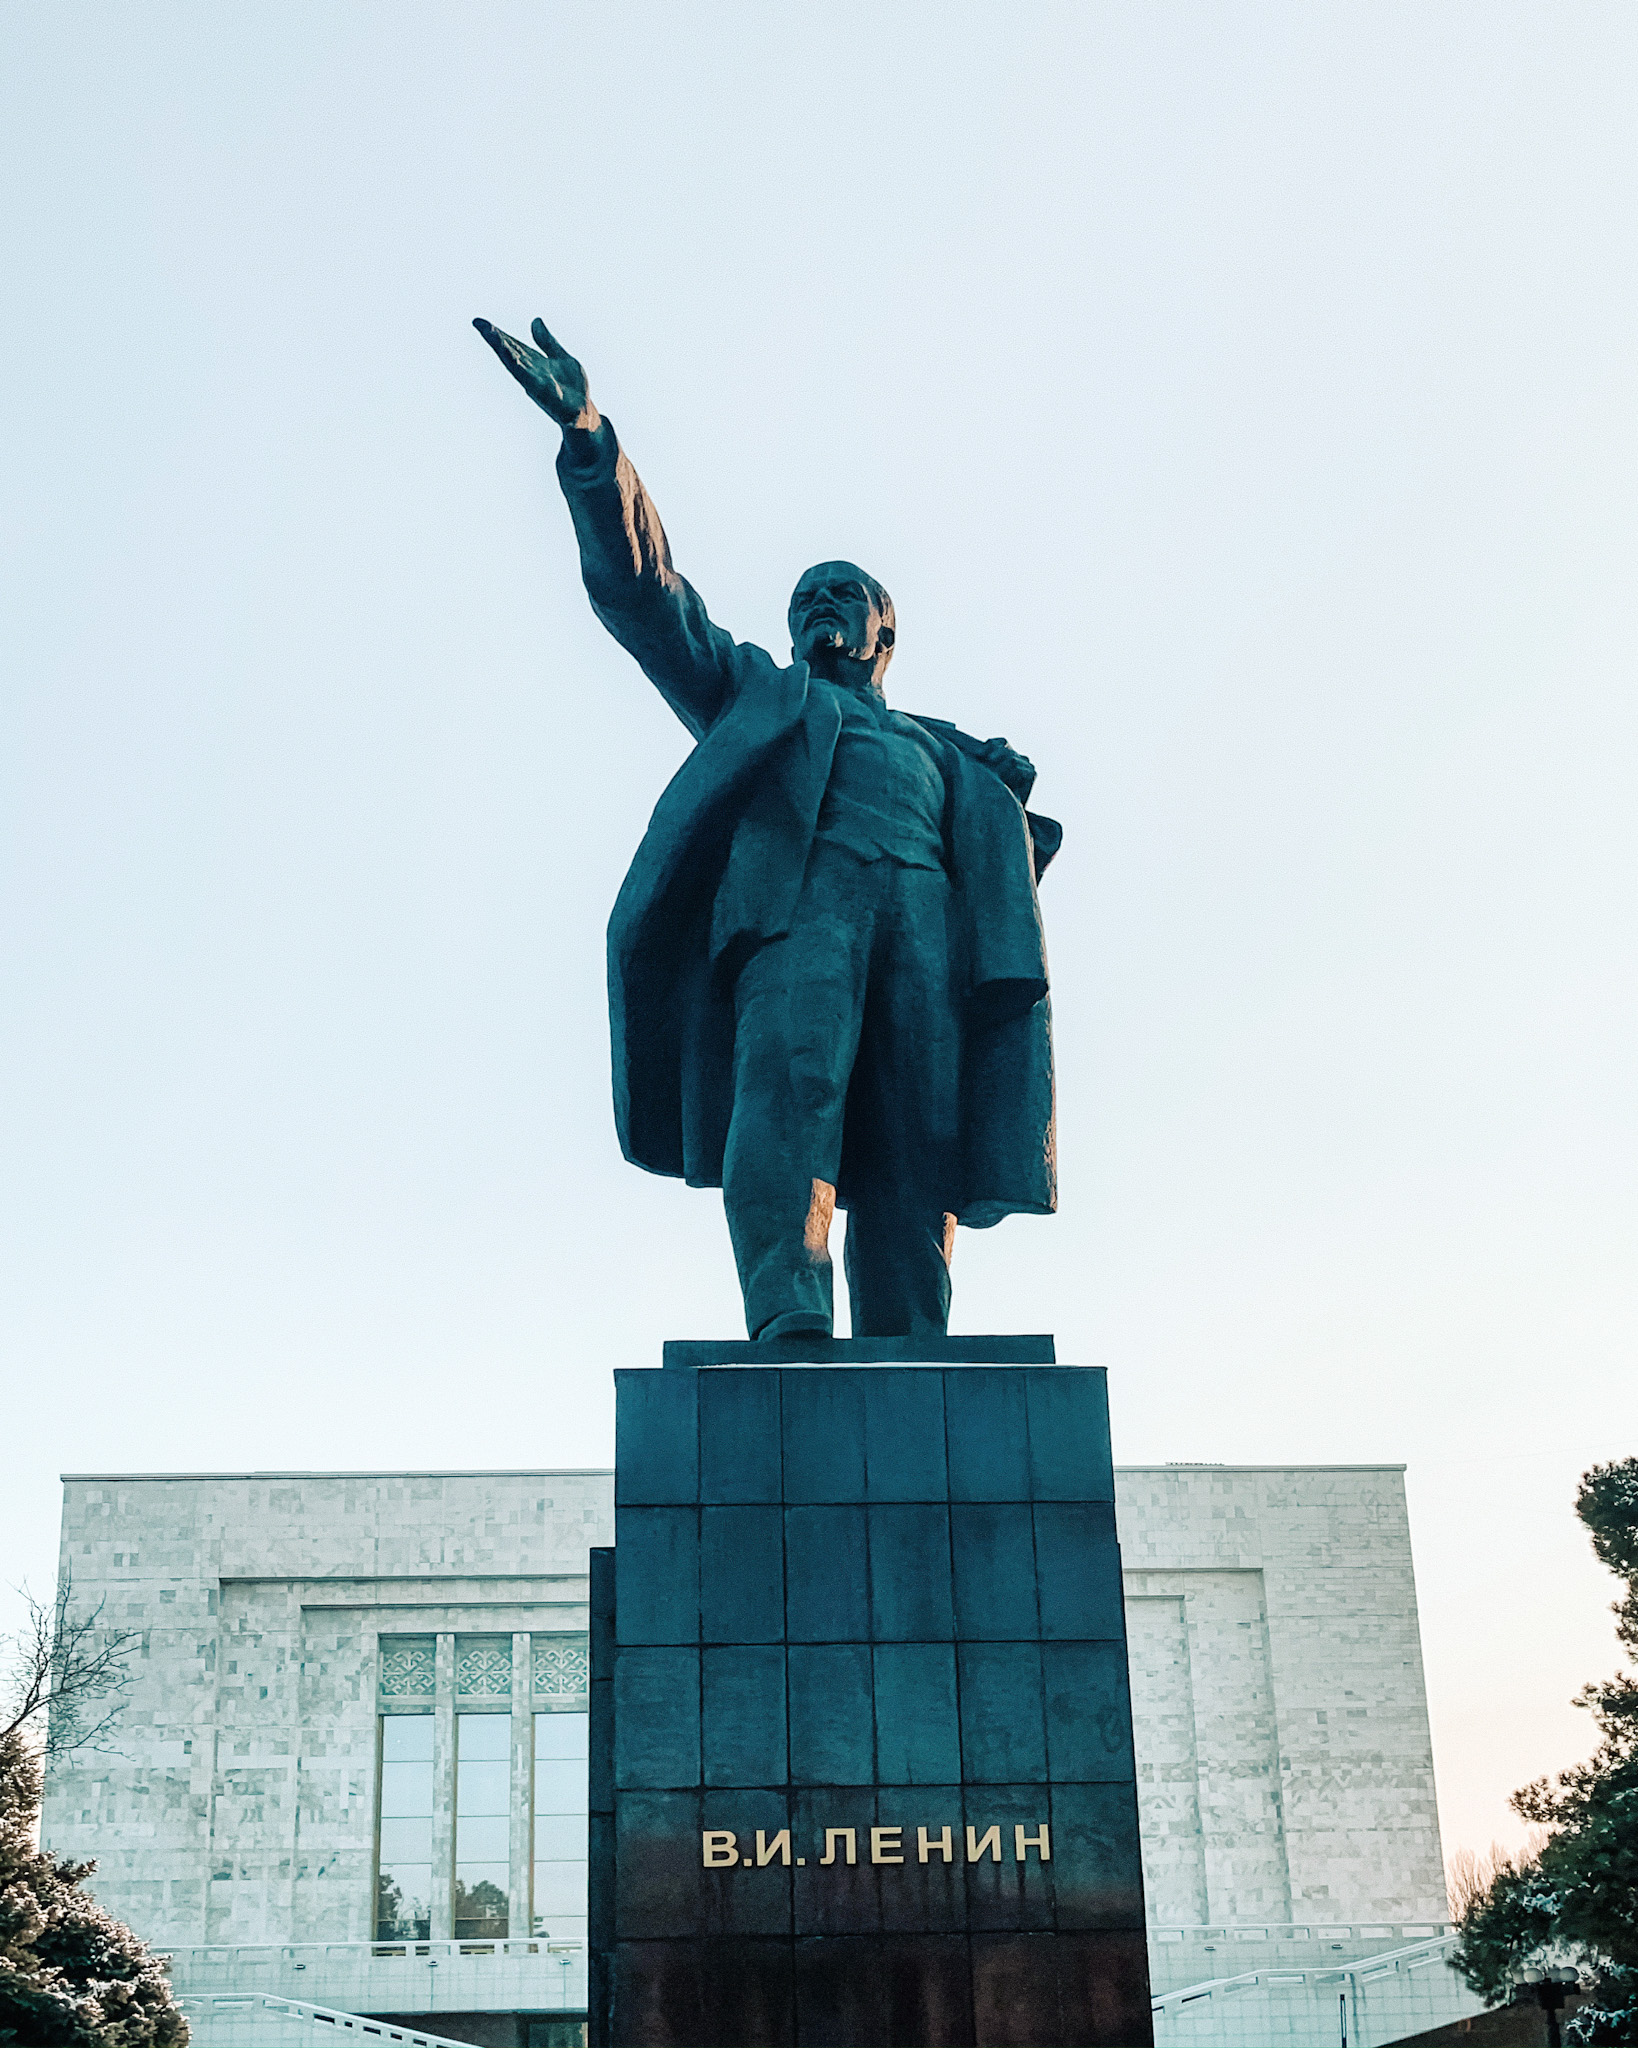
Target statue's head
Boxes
[788,561,895,690]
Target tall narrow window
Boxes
[377,1715,434,1939]
[455,1713,510,1938]
[533,1710,589,1935]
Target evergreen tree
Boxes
[2,1577,189,2044]
[0,1729,189,2046]
[1454,1458,1638,2044]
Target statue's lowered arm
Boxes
[474,317,740,739]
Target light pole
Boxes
[1511,1965,1580,2046]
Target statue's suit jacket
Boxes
[557,419,1060,1227]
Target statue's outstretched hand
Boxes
[473,317,599,432]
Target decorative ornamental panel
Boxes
[379,1638,435,1699]
[532,1635,590,1701]
[455,1638,513,1698]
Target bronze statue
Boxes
[476,317,1060,1341]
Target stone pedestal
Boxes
[588,1338,1151,2048]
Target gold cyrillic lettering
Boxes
[1015,1823,1051,1862]
[756,1829,792,1867]
[918,1826,954,1864]
[869,1826,903,1865]
[702,1830,738,1867]
[820,1827,857,1866]
[966,1825,1001,1863]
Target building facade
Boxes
[41,1459,1482,2047]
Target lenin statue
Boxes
[477,316,1060,1344]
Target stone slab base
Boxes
[589,1347,1152,2048]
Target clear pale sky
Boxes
[4,4,1636,1869]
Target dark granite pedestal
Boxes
[589,1338,1152,2048]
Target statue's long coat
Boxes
[557,420,1060,1229]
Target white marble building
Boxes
[40,1457,1482,2047]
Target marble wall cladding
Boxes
[1124,1598,1206,1927]
[40,1458,1446,1952]
[1117,1466,1448,1927]
[42,1471,612,1947]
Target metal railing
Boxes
[173,1993,478,2047]
[167,1940,589,2021]
[166,1939,584,1963]
[167,1925,1450,1966]
[1151,1932,1461,2014]
[1149,1922,1451,1945]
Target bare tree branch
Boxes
[3,1564,142,1758]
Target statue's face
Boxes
[788,561,895,680]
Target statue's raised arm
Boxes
[474,316,741,737]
